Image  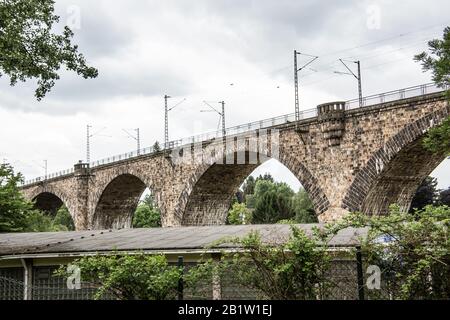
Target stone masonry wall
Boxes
[20,92,449,229]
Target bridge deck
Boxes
[21,82,448,187]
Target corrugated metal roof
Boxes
[0,224,368,257]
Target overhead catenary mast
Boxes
[86,125,91,164]
[164,95,186,149]
[123,128,141,155]
[201,101,226,137]
[86,125,108,164]
[294,50,318,128]
[335,59,363,107]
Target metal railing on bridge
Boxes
[21,82,448,186]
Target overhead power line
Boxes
[265,21,448,78]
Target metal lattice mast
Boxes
[357,61,363,107]
[44,160,47,180]
[136,128,140,155]
[294,50,318,129]
[220,101,226,137]
[164,95,170,149]
[86,125,91,163]
[294,50,300,125]
[337,59,363,108]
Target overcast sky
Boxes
[1,0,449,191]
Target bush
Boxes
[197,226,331,300]
[321,205,450,299]
[56,253,181,300]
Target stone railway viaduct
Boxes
[20,85,449,230]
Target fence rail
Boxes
[20,82,448,186]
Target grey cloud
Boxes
[0,63,191,115]
[53,0,136,59]
[47,66,192,101]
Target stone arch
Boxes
[342,109,450,215]
[177,142,329,226]
[28,186,76,221]
[278,153,330,215]
[92,172,153,229]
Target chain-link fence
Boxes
[0,266,115,300]
[1,249,448,300]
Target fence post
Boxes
[211,253,222,300]
[177,256,184,300]
[356,246,365,300]
[21,258,33,300]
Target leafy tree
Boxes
[0,163,33,232]
[415,27,450,154]
[256,173,274,183]
[252,180,295,224]
[55,253,181,300]
[0,0,98,100]
[52,206,75,231]
[227,202,252,225]
[415,26,450,92]
[199,226,331,300]
[152,141,161,152]
[242,175,255,197]
[24,210,60,232]
[423,118,450,155]
[292,188,318,223]
[438,187,450,206]
[241,174,274,202]
[409,176,438,212]
[23,206,75,232]
[132,194,161,228]
[321,205,450,299]
[0,163,76,232]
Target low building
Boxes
[0,224,368,300]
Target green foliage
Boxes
[414,26,450,91]
[415,27,450,154]
[0,0,98,100]
[242,174,273,203]
[152,141,161,152]
[422,117,450,155]
[227,202,252,225]
[245,194,256,209]
[409,176,439,211]
[439,187,450,206]
[0,163,75,232]
[23,206,74,232]
[55,253,181,300]
[292,188,318,223]
[200,226,330,300]
[20,210,52,232]
[252,180,295,223]
[132,194,161,228]
[0,163,34,232]
[242,175,255,198]
[52,206,75,231]
[229,175,317,224]
[320,205,450,300]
